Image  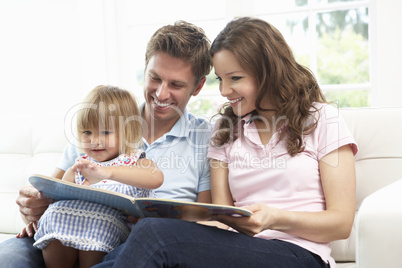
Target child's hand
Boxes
[72,159,110,185]
[16,221,37,238]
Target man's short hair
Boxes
[145,21,212,84]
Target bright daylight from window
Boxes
[123,0,370,117]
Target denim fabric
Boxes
[93,218,330,268]
[0,237,45,268]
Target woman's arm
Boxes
[196,190,212,203]
[215,145,356,243]
[72,158,164,189]
[275,144,356,242]
[199,158,233,229]
[210,159,234,206]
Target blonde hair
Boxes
[77,85,142,154]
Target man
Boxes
[0,20,213,267]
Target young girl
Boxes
[19,85,163,268]
[95,18,357,268]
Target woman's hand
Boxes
[127,216,141,225]
[211,145,356,243]
[214,203,277,236]
[16,221,37,238]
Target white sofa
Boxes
[0,113,68,243]
[1,107,402,267]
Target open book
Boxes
[29,174,252,222]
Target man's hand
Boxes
[16,185,53,224]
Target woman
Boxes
[94,17,357,268]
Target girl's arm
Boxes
[72,158,163,189]
[61,167,76,183]
[215,145,356,243]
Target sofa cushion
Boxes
[330,107,402,263]
[0,114,69,237]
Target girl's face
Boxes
[213,49,260,117]
[80,127,120,162]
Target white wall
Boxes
[0,0,113,116]
[371,0,402,107]
[0,0,400,118]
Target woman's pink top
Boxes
[207,103,358,267]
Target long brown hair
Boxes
[210,17,326,156]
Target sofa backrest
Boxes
[1,107,402,258]
[331,107,402,262]
[0,114,69,240]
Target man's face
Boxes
[143,52,204,125]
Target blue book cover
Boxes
[29,174,252,221]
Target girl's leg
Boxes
[42,240,77,268]
[101,218,329,268]
[79,251,107,268]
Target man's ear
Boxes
[192,77,207,97]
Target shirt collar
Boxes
[139,103,190,140]
[239,112,286,149]
[168,108,191,138]
[241,113,253,125]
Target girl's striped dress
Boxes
[33,151,155,252]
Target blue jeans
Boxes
[94,218,330,268]
[0,237,45,268]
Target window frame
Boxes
[197,0,373,109]
[113,0,374,111]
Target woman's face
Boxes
[213,49,259,117]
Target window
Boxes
[116,0,228,116]
[117,0,371,117]
[254,0,370,108]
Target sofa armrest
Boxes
[356,179,402,268]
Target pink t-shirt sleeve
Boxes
[312,104,358,160]
[207,103,358,162]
